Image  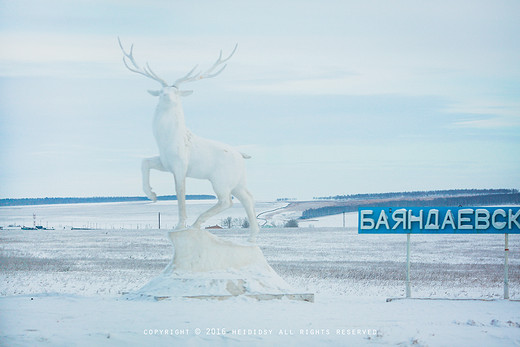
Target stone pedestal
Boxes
[129,229,313,302]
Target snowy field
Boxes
[1,201,520,346]
[0,200,289,230]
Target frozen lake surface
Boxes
[1,201,519,345]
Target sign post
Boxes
[359,207,519,299]
[505,233,509,300]
[406,233,411,298]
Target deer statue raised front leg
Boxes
[119,38,259,242]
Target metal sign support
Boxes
[505,233,509,300]
[406,233,411,298]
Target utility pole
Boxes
[158,212,161,230]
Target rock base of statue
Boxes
[127,228,314,302]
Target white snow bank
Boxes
[1,294,519,346]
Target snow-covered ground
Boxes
[1,201,519,346]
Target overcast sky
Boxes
[1,0,519,200]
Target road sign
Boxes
[358,207,520,234]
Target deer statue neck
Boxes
[153,98,188,150]
[156,95,186,125]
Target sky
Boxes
[0,0,519,201]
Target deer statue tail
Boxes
[241,152,252,159]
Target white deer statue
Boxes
[118,38,259,242]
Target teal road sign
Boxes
[358,207,520,234]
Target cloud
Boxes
[444,98,520,129]
[453,117,520,130]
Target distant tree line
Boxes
[0,195,216,207]
[220,216,250,229]
[313,189,518,201]
[302,192,520,219]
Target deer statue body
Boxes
[119,38,259,242]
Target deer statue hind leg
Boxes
[192,187,233,230]
[232,185,259,243]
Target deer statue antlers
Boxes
[118,37,238,88]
